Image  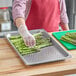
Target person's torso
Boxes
[26,0,60,32]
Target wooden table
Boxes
[0,33,76,76]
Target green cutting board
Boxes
[52,30,76,50]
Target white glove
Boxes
[18,25,36,47]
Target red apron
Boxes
[26,0,60,32]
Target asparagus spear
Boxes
[65,32,76,39]
[61,35,76,45]
[10,35,21,40]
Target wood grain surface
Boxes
[0,36,76,76]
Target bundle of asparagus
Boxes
[65,32,76,39]
[60,32,76,45]
[10,32,52,55]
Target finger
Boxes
[26,40,29,46]
[27,38,32,47]
[31,38,36,47]
[28,38,35,48]
[24,39,28,46]
[24,37,29,46]
[30,40,34,48]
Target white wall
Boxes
[0,0,12,7]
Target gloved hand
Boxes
[18,25,36,47]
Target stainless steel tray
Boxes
[5,29,72,65]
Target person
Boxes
[12,0,69,47]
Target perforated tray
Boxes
[5,29,72,65]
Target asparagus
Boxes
[10,32,52,55]
[61,35,76,45]
[10,35,21,39]
[65,32,76,39]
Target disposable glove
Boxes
[18,25,36,47]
